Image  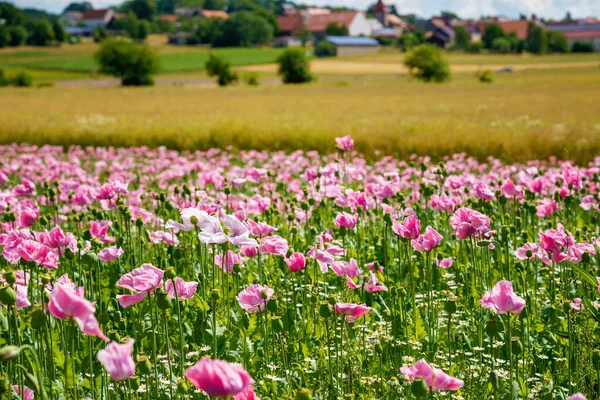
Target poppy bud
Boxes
[64,248,75,260]
[165,267,177,280]
[485,318,501,338]
[177,379,189,394]
[261,290,269,300]
[135,218,144,228]
[82,252,98,266]
[224,187,231,195]
[210,288,221,302]
[267,298,277,313]
[0,287,16,307]
[512,339,523,356]
[295,388,312,400]
[4,212,15,223]
[444,300,456,314]
[233,263,241,274]
[319,302,331,318]
[3,272,16,286]
[158,193,166,202]
[592,349,600,365]
[0,345,20,360]
[25,373,40,393]
[137,356,152,375]
[272,317,284,333]
[410,378,428,398]
[165,200,177,210]
[183,184,191,196]
[156,289,172,311]
[129,376,140,391]
[189,216,198,225]
[30,306,47,330]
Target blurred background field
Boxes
[1,45,599,163]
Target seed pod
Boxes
[0,345,21,360]
[266,298,277,313]
[295,388,312,400]
[137,356,152,375]
[511,339,523,356]
[410,378,428,398]
[0,287,16,307]
[30,306,47,330]
[129,376,140,391]
[82,252,98,266]
[271,318,284,333]
[165,267,177,280]
[319,302,331,318]
[485,318,501,338]
[210,288,221,302]
[444,300,457,314]
[156,289,172,311]
[176,379,189,394]
[3,272,16,286]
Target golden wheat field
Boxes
[1,61,599,162]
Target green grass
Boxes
[0,66,599,163]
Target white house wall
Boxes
[348,12,371,37]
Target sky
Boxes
[7,0,600,19]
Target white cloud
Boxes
[455,0,498,18]
[6,0,119,13]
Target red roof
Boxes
[306,11,359,32]
[478,19,542,40]
[564,30,600,40]
[158,14,179,23]
[277,14,304,35]
[82,9,113,20]
[201,10,228,19]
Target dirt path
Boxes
[242,60,600,74]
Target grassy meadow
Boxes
[0,62,599,162]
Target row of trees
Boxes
[0,3,67,47]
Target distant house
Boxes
[425,18,455,47]
[477,19,544,40]
[82,8,116,30]
[548,20,600,51]
[275,14,305,47]
[59,11,83,27]
[174,8,228,19]
[373,0,406,34]
[325,35,380,57]
[306,11,371,40]
[158,14,180,23]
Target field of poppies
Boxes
[1,138,600,400]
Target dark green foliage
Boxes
[482,24,504,49]
[0,2,25,26]
[506,32,519,52]
[137,20,150,41]
[0,26,9,48]
[404,43,451,83]
[52,20,66,43]
[30,20,55,46]
[314,40,336,58]
[325,22,348,36]
[205,53,238,86]
[8,26,27,46]
[244,72,260,86]
[129,0,156,21]
[94,38,160,86]
[11,71,33,87]
[63,2,93,13]
[156,0,175,14]
[453,25,469,49]
[277,48,313,84]
[547,31,569,53]
[0,68,8,87]
[491,37,511,54]
[92,28,108,43]
[298,27,312,47]
[466,41,483,54]
[475,69,494,83]
[571,41,594,53]
[525,22,547,54]
[252,8,280,36]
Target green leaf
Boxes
[572,264,598,288]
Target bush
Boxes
[571,41,594,53]
[244,73,260,86]
[30,20,55,46]
[93,28,108,43]
[466,41,483,54]
[475,69,494,83]
[94,38,160,86]
[491,37,511,54]
[403,43,451,83]
[0,27,9,48]
[277,48,313,84]
[205,53,238,86]
[8,26,28,47]
[0,69,8,87]
[11,71,33,87]
[482,24,504,49]
[314,40,337,58]
[53,20,66,43]
[547,31,569,53]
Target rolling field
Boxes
[0,65,599,163]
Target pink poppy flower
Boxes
[18,207,38,228]
[237,284,273,313]
[97,339,135,381]
[364,273,387,293]
[515,242,551,266]
[234,384,260,400]
[215,250,244,273]
[436,257,453,269]
[18,239,59,269]
[392,215,421,240]
[571,298,584,311]
[501,179,524,200]
[259,235,289,258]
[48,283,108,341]
[334,212,358,230]
[13,179,36,197]
[90,221,115,243]
[284,252,306,272]
[240,246,259,258]
[335,135,354,151]
[401,359,464,391]
[536,198,558,218]
[165,207,208,232]
[480,280,525,315]
[166,277,198,299]
[98,247,124,262]
[475,182,495,201]
[185,357,253,398]
[334,302,371,323]
[567,394,586,400]
[449,207,490,240]
[539,224,569,263]
[246,220,277,238]
[198,214,257,247]
[116,264,164,308]
[0,270,30,309]
[12,385,34,400]
[411,226,443,253]
[330,259,360,278]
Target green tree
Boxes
[92,27,108,43]
[130,0,156,21]
[547,31,569,53]
[0,2,25,26]
[482,24,504,49]
[506,32,519,52]
[314,40,336,57]
[53,20,66,43]
[440,11,459,19]
[8,26,27,46]
[399,32,418,51]
[63,2,93,13]
[491,37,511,54]
[205,53,238,86]
[125,12,140,39]
[203,0,228,10]
[0,27,9,48]
[156,0,175,14]
[298,26,312,47]
[137,20,150,41]
[277,48,313,84]
[403,43,451,82]
[217,12,273,47]
[252,8,280,36]
[228,0,262,12]
[325,22,348,36]
[525,22,547,54]
[94,38,160,86]
[30,20,55,46]
[571,41,594,53]
[453,25,469,49]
